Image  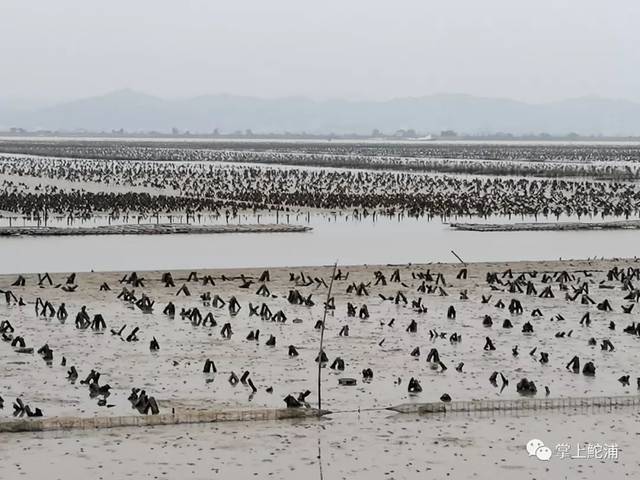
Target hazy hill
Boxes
[2,90,640,136]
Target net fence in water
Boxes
[0,407,329,433]
[389,395,640,416]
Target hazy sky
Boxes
[2,0,639,104]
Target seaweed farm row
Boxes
[2,139,640,178]
[3,154,640,221]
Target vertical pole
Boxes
[318,261,338,411]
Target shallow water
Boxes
[0,215,639,274]
[2,150,640,275]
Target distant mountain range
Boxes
[2,89,640,136]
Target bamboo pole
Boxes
[451,250,466,266]
[318,262,338,411]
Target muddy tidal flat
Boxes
[1,259,640,478]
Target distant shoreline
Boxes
[2,133,640,143]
